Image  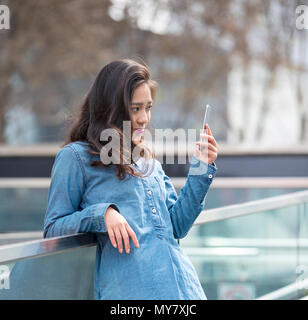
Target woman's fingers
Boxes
[196,146,217,158]
[200,133,217,146]
[126,224,140,249]
[107,228,117,248]
[109,224,139,254]
[201,128,218,148]
[119,224,130,253]
[113,228,123,253]
[197,140,217,153]
[206,124,213,136]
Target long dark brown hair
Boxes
[62,58,158,180]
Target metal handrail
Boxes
[0,233,96,264]
[0,189,307,265]
[256,278,308,300]
[194,189,308,225]
[2,177,308,189]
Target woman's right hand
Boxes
[105,206,140,254]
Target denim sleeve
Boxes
[43,145,119,238]
[157,155,217,239]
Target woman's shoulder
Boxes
[55,141,96,165]
[63,140,101,154]
[63,140,89,151]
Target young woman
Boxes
[43,58,219,300]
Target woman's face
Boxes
[130,82,153,143]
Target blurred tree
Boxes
[0,0,128,143]
[0,0,305,145]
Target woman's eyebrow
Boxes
[131,101,153,106]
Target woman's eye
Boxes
[131,105,152,112]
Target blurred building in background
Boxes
[1,0,307,147]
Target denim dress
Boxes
[43,141,217,300]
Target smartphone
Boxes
[199,104,211,151]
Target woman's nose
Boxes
[137,110,149,125]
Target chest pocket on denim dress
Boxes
[147,176,167,235]
[153,176,167,202]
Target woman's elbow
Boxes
[43,227,51,238]
[43,222,55,238]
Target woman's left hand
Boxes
[195,124,219,165]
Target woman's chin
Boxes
[132,138,142,145]
[132,132,144,144]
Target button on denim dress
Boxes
[43,141,217,300]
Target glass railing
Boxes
[0,186,48,233]
[0,234,96,299]
[1,177,307,233]
[0,184,307,299]
[180,189,308,299]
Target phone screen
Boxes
[199,104,211,151]
[201,104,211,134]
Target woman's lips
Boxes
[135,128,145,133]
